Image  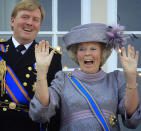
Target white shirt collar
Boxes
[12,36,32,50]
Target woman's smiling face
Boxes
[77,42,102,74]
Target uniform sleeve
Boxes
[116,70,141,129]
[47,52,62,86]
[29,71,66,123]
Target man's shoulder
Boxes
[0,39,7,45]
[0,39,6,42]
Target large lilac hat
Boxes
[63,23,127,50]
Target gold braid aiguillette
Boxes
[0,60,7,96]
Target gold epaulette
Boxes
[0,39,6,42]
[0,39,62,54]
[49,46,62,55]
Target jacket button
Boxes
[26,74,30,78]
[28,67,32,71]
[3,107,7,111]
[23,82,27,86]
[4,99,8,102]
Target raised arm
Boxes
[35,40,55,106]
[120,45,139,116]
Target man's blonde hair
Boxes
[11,0,45,22]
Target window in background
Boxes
[0,0,91,71]
[107,0,141,130]
[117,0,141,68]
[107,0,141,71]
[39,0,52,31]
[58,0,81,31]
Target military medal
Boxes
[109,114,118,127]
[0,60,7,96]
[9,102,16,109]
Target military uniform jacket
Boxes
[0,37,62,131]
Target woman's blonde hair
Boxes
[68,42,112,67]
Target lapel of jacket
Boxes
[0,37,19,68]
[14,40,37,70]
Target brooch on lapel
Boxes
[109,114,118,127]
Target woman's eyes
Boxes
[78,47,97,51]
[79,48,86,51]
[90,47,96,50]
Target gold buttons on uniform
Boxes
[9,102,16,110]
[28,67,32,71]
[23,82,27,86]
[3,107,7,111]
[26,74,30,78]
[4,99,8,102]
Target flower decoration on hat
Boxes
[106,24,127,50]
[106,24,138,51]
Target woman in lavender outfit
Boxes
[29,23,141,131]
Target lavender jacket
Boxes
[29,69,141,131]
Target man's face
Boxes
[11,9,41,44]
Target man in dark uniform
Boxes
[0,0,61,131]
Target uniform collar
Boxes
[12,36,32,50]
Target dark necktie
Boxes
[16,45,26,56]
